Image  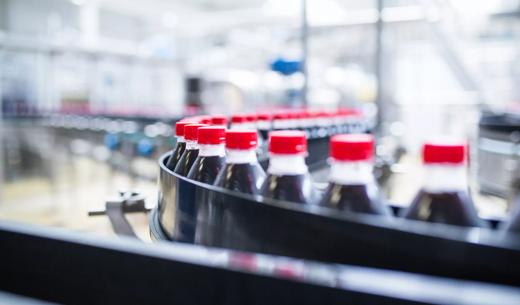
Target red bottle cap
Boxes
[269,131,307,154]
[198,127,226,145]
[185,115,211,124]
[175,121,194,137]
[184,124,208,141]
[257,113,272,121]
[330,134,374,161]
[322,111,335,118]
[307,110,321,119]
[210,115,228,126]
[297,111,310,119]
[225,130,258,150]
[198,116,212,124]
[286,112,299,120]
[337,108,362,117]
[336,108,351,115]
[423,141,466,164]
[231,114,247,123]
[245,114,257,122]
[273,113,289,120]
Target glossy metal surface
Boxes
[157,152,520,287]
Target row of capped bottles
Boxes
[166,115,519,232]
[179,109,368,137]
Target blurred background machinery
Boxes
[1,0,520,229]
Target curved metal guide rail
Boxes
[155,141,520,287]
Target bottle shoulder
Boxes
[320,183,390,216]
[215,163,266,194]
[403,189,484,227]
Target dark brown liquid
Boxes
[187,155,225,184]
[320,183,391,216]
[166,141,186,171]
[173,148,199,176]
[403,189,485,227]
[214,163,266,195]
[261,174,317,204]
[259,130,269,141]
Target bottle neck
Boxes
[422,164,468,193]
[226,148,258,164]
[268,154,308,175]
[176,136,185,143]
[299,118,312,128]
[186,140,198,150]
[199,144,225,157]
[286,119,297,129]
[273,119,290,129]
[329,160,374,185]
[257,121,271,131]
[317,117,331,127]
[232,123,256,130]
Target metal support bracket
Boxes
[88,191,150,238]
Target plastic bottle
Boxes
[245,114,257,128]
[187,127,226,184]
[210,115,228,128]
[273,113,290,130]
[230,114,250,130]
[260,131,316,204]
[296,110,311,131]
[196,116,212,124]
[402,141,485,227]
[174,123,207,176]
[257,113,272,140]
[214,130,266,194]
[319,134,391,216]
[166,121,189,170]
